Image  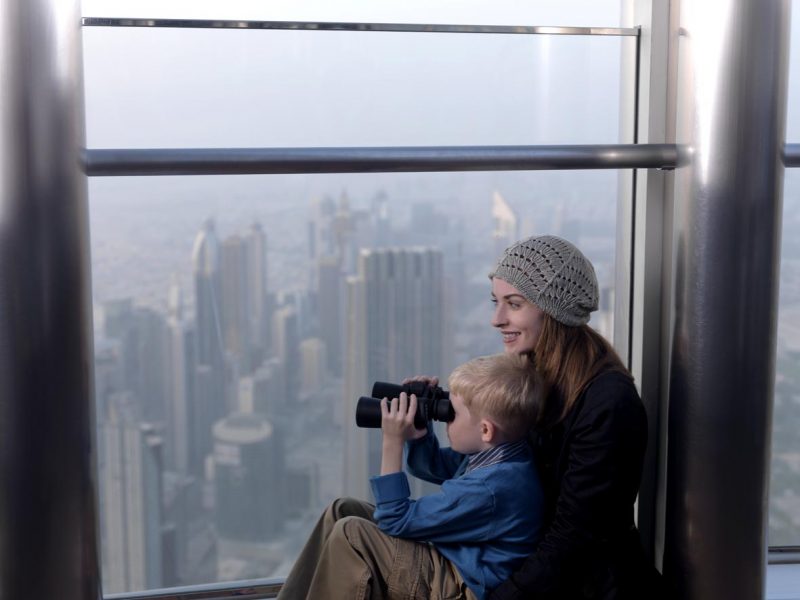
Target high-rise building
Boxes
[192,219,227,450]
[238,357,285,417]
[101,299,168,424]
[343,247,445,498]
[244,222,269,365]
[299,337,327,396]
[492,191,519,258]
[316,254,343,375]
[100,392,164,594]
[193,219,224,373]
[308,196,337,290]
[212,412,285,578]
[272,305,299,404]
[221,234,250,364]
[165,277,197,475]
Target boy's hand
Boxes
[380,393,428,442]
[379,392,426,475]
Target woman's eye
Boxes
[509,302,520,309]
[490,298,497,305]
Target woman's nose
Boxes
[492,305,506,327]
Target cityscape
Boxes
[89,172,621,593]
[88,168,800,594]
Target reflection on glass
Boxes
[768,2,800,549]
[770,170,800,548]
[89,171,619,592]
[81,27,630,148]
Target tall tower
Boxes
[316,254,343,376]
[308,196,337,290]
[244,222,269,364]
[492,191,519,258]
[192,219,226,464]
[165,276,197,475]
[272,305,299,405]
[343,247,445,498]
[192,219,224,372]
[100,393,164,594]
[221,234,250,365]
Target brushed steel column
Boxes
[664,1,791,598]
[0,0,100,598]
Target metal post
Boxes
[0,0,100,598]
[663,1,791,598]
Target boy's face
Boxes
[446,393,485,454]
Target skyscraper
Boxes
[165,276,197,475]
[492,191,519,258]
[221,234,250,364]
[100,392,164,594]
[299,337,327,396]
[343,247,445,498]
[272,305,299,405]
[212,412,285,578]
[192,219,224,375]
[101,299,168,423]
[316,254,343,376]
[244,222,269,365]
[192,219,227,461]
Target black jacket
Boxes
[490,370,661,600]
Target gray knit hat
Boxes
[489,235,599,326]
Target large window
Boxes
[769,2,800,550]
[82,2,631,593]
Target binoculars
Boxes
[355,381,454,429]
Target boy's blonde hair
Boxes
[448,353,544,440]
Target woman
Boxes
[481,235,661,599]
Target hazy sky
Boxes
[80,1,629,150]
[79,0,799,146]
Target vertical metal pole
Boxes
[664,1,791,598]
[0,0,100,599]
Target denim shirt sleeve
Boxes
[370,471,494,543]
[405,427,466,484]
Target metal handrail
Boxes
[785,143,800,167]
[81,18,638,37]
[82,144,684,177]
[104,578,283,600]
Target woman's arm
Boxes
[490,374,647,598]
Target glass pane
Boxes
[82,27,632,148]
[769,1,800,549]
[80,0,623,28]
[89,170,621,593]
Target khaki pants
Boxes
[278,497,477,600]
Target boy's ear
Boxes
[480,418,496,443]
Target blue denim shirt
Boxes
[369,431,544,600]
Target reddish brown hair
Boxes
[532,314,631,424]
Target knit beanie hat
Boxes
[489,235,599,326]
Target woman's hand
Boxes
[401,375,439,388]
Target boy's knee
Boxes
[330,496,370,519]
[331,515,374,546]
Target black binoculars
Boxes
[355,381,454,429]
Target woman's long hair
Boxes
[532,314,630,425]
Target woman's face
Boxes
[491,278,545,355]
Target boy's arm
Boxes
[380,393,426,475]
[370,472,495,542]
[405,429,466,484]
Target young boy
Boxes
[278,353,544,600]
